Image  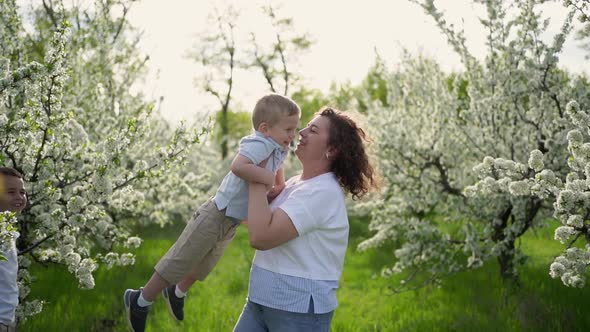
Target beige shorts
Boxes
[154,198,238,284]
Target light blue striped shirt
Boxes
[248,264,339,314]
[0,236,18,325]
[214,131,287,221]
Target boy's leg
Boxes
[153,199,226,287]
[124,288,149,332]
[141,271,169,301]
[123,198,224,330]
[177,219,237,290]
[163,217,238,321]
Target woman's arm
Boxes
[247,182,298,250]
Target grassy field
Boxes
[20,218,590,332]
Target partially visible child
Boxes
[0,167,27,332]
[124,94,300,332]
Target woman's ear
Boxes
[326,147,339,160]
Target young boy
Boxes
[0,167,27,332]
[124,94,300,332]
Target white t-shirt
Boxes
[0,237,18,325]
[252,172,349,281]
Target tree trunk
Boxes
[220,109,228,159]
[497,238,516,281]
[492,205,518,282]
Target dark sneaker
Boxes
[124,288,149,332]
[162,284,185,321]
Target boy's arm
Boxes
[230,154,275,187]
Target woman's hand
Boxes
[266,183,285,202]
[247,182,298,250]
[256,156,275,191]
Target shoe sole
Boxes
[123,289,136,332]
[162,287,182,322]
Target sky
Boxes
[126,0,590,125]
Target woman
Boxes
[234,107,378,332]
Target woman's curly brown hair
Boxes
[319,107,378,200]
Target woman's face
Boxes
[295,115,331,161]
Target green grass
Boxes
[20,218,590,331]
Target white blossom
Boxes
[508,180,531,196]
[566,215,584,228]
[119,253,135,266]
[549,261,566,278]
[528,150,544,172]
[64,252,82,272]
[78,273,95,289]
[554,226,576,244]
[103,252,119,269]
[567,130,583,148]
[66,196,86,214]
[125,236,142,249]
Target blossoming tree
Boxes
[360,0,590,290]
[465,100,590,288]
[0,0,213,319]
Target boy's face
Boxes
[262,114,300,150]
[0,175,27,214]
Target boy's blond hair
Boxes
[252,94,300,129]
